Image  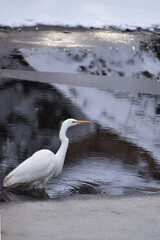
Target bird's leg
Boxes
[43,181,46,192]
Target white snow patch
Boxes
[0,0,160,30]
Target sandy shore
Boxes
[1,195,160,240]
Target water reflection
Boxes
[47,135,160,198]
[2,189,50,202]
[56,84,160,162]
[0,79,160,201]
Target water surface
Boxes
[0,79,160,201]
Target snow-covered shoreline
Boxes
[1,0,160,30]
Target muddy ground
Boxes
[1,195,160,240]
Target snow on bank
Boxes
[0,0,160,30]
[20,46,160,78]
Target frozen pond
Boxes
[0,79,160,202]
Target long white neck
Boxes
[55,124,69,170]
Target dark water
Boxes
[0,79,160,202]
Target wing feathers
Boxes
[3,149,56,188]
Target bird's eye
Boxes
[72,121,75,123]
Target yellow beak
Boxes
[75,120,91,124]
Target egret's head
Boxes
[62,118,91,128]
[59,118,91,139]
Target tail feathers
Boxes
[3,174,15,188]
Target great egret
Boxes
[3,118,91,190]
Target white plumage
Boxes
[3,118,91,190]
